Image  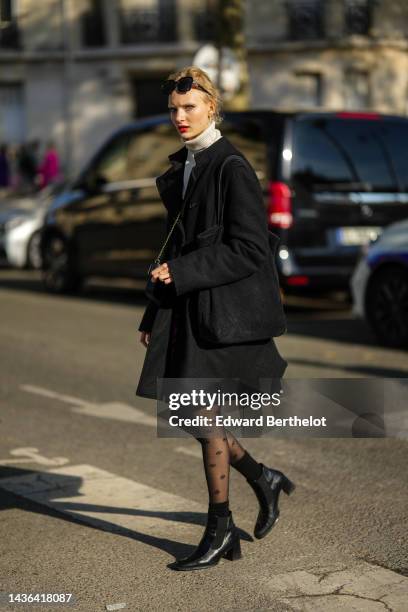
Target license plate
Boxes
[335,227,382,246]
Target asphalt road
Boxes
[1,269,407,612]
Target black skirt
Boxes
[157,295,287,438]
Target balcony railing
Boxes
[120,4,177,44]
[286,0,325,41]
[344,0,371,36]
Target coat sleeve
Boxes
[138,300,159,332]
[166,158,269,296]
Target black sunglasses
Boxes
[161,76,211,96]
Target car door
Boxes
[105,122,180,277]
[73,130,135,276]
[74,121,179,278]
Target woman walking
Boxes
[135,66,295,571]
[37,141,61,189]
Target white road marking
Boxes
[0,447,69,467]
[20,384,156,427]
[0,464,203,539]
[72,402,156,426]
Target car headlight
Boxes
[5,216,28,231]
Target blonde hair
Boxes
[165,65,223,125]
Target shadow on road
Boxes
[0,466,252,560]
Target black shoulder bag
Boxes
[196,155,287,344]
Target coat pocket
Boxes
[195,224,222,248]
[180,224,221,256]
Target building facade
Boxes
[1,0,408,175]
[247,0,408,115]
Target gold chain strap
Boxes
[149,198,188,271]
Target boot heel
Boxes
[224,537,242,561]
[281,475,296,496]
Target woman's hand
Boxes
[150,262,173,285]
[140,331,151,348]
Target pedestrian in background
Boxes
[7,144,21,192]
[136,66,295,571]
[0,144,10,189]
[38,140,60,189]
[17,142,38,193]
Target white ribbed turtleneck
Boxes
[181,120,222,199]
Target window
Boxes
[92,134,132,184]
[91,124,179,184]
[131,77,170,118]
[219,118,269,188]
[81,0,107,47]
[286,0,325,41]
[0,0,19,48]
[292,117,408,192]
[119,0,177,44]
[344,71,370,109]
[193,0,218,42]
[344,0,371,36]
[380,122,408,192]
[0,0,12,22]
[125,125,179,180]
[294,73,322,107]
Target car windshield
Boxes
[292,117,408,193]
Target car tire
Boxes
[42,235,82,294]
[366,267,408,348]
[26,230,43,269]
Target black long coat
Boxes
[135,136,287,400]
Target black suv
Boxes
[40,110,408,293]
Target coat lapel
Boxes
[156,136,229,215]
[181,144,223,205]
[156,146,186,216]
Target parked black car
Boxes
[40,110,408,293]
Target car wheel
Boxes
[366,267,408,348]
[42,235,82,294]
[26,230,43,269]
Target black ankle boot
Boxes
[169,511,242,571]
[247,464,296,539]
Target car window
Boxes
[292,117,408,192]
[91,117,272,187]
[221,118,269,187]
[93,133,131,183]
[126,123,180,179]
[384,122,408,191]
[92,123,179,183]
